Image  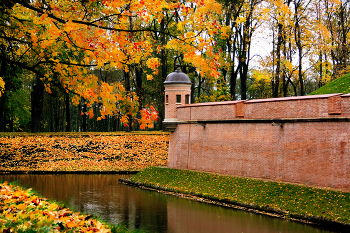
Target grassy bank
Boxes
[0,181,139,233]
[0,132,169,172]
[310,73,350,95]
[127,167,350,227]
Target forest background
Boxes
[0,0,349,133]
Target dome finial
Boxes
[175,63,181,72]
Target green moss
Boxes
[310,73,350,95]
[130,167,350,224]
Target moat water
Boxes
[0,174,338,233]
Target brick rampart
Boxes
[167,94,350,192]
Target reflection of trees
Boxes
[0,174,329,232]
[0,174,168,232]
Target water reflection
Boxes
[0,174,336,233]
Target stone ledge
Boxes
[163,119,178,132]
[176,117,350,125]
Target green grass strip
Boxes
[130,167,350,224]
[310,73,350,95]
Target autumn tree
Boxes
[217,0,263,100]
[323,0,350,78]
[0,0,226,132]
[257,0,334,97]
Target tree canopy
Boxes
[0,0,226,131]
[0,0,349,132]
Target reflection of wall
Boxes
[168,94,350,191]
[166,196,324,233]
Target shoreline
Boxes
[119,178,350,232]
[121,167,350,232]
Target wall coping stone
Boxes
[175,117,350,125]
[246,93,343,103]
[177,100,243,108]
[177,93,344,108]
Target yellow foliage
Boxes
[0,77,4,97]
[1,0,230,129]
[251,70,271,83]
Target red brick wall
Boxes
[167,94,350,191]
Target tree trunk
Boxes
[197,73,203,101]
[319,51,323,88]
[124,70,132,132]
[0,95,6,132]
[65,92,71,132]
[49,96,54,132]
[159,18,167,130]
[0,49,6,132]
[298,47,304,95]
[135,67,143,110]
[230,64,238,100]
[240,62,248,100]
[31,77,44,133]
[82,100,87,132]
[294,1,304,96]
[273,23,283,98]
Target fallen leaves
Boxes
[0,181,112,232]
[0,133,169,172]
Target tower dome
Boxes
[164,68,192,84]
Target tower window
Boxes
[185,95,190,104]
[166,95,169,104]
[176,95,181,103]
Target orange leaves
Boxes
[31,196,41,206]
[0,133,169,172]
[43,210,57,221]
[146,57,160,70]
[139,105,159,130]
[4,0,229,123]
[0,182,112,232]
[0,77,4,97]
[88,108,94,119]
[146,57,160,80]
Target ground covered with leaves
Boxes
[129,167,350,226]
[0,181,118,232]
[0,132,169,172]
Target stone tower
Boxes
[163,67,192,131]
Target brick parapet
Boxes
[176,94,350,121]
